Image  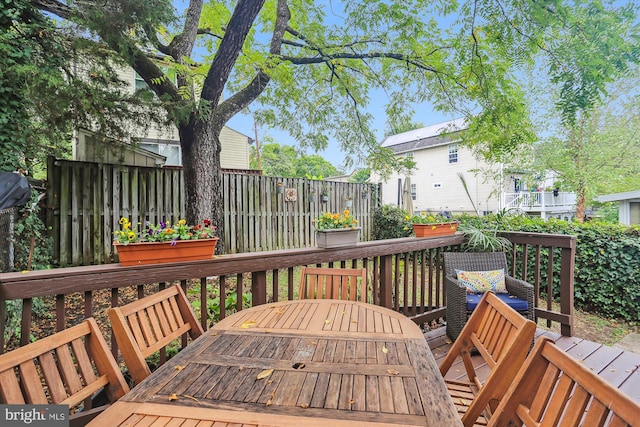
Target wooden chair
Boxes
[488,336,640,426]
[108,284,204,385]
[0,317,129,426]
[298,266,368,302]
[443,252,535,341]
[439,292,536,427]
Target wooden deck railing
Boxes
[0,231,575,355]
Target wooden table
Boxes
[89,300,461,426]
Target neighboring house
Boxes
[325,169,361,183]
[74,57,253,170]
[596,190,640,225]
[370,118,576,219]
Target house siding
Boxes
[77,62,250,169]
[220,126,250,169]
[372,141,502,215]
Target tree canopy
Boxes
[249,142,341,178]
[22,0,640,236]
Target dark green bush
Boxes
[372,204,412,240]
[463,215,640,322]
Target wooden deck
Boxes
[425,326,640,404]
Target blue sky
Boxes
[227,96,452,172]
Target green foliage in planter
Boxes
[462,215,640,322]
[372,204,412,240]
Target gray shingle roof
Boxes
[380,118,467,154]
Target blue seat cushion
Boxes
[466,293,529,312]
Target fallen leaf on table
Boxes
[387,369,400,375]
[382,346,388,354]
[300,403,309,409]
[168,394,179,401]
[275,308,285,314]
[265,399,272,406]
[257,369,274,380]
[240,320,258,329]
[325,320,332,324]
[349,399,355,405]
[174,365,185,371]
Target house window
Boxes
[433,183,442,188]
[406,152,414,159]
[448,144,458,163]
[140,142,181,166]
[411,183,416,200]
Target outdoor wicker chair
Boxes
[443,252,534,341]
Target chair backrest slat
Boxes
[488,337,640,427]
[298,267,368,303]
[108,284,204,386]
[0,318,129,418]
[440,292,536,426]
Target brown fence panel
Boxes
[47,157,377,266]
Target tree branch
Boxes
[167,0,203,60]
[214,0,290,126]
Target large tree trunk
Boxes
[179,118,224,249]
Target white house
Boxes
[74,58,253,170]
[596,190,640,225]
[371,118,577,219]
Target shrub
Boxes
[372,205,412,240]
[464,215,640,322]
[12,190,52,271]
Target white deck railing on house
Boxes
[502,192,577,217]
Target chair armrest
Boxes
[445,275,469,341]
[505,275,535,320]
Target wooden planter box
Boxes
[315,228,361,249]
[113,238,219,266]
[411,222,458,238]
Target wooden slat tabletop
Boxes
[89,300,461,426]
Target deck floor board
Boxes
[424,325,640,404]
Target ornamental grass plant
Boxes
[313,210,359,231]
[114,217,217,244]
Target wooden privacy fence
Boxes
[46,157,379,266]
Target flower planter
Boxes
[411,222,458,238]
[316,228,361,249]
[114,238,219,266]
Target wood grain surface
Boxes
[88,300,462,426]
